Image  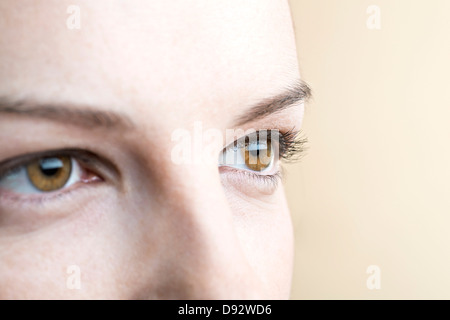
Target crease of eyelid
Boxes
[0,149,120,186]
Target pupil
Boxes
[39,158,63,177]
[249,149,260,157]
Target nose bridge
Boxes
[165,164,240,260]
[153,164,260,298]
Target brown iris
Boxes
[243,138,272,172]
[26,156,72,192]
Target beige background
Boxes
[286,0,450,299]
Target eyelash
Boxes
[278,128,308,162]
[0,150,102,178]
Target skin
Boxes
[0,0,303,299]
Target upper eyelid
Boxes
[224,129,281,149]
[0,149,119,181]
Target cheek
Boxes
[0,174,294,299]
[228,185,294,298]
[0,198,128,299]
[0,234,86,299]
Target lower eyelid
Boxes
[0,182,113,230]
[0,178,97,204]
[0,181,110,232]
[219,166,281,196]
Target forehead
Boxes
[0,0,299,128]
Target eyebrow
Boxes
[233,79,312,126]
[0,98,133,130]
[0,80,311,130]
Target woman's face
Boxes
[0,0,307,299]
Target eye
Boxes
[219,130,278,174]
[0,153,100,195]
